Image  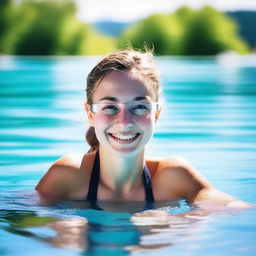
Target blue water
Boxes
[0,55,256,255]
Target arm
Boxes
[36,154,83,198]
[156,156,253,209]
[193,186,254,208]
[181,159,253,208]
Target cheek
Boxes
[93,115,115,138]
[136,114,155,128]
[93,115,109,141]
[93,114,113,127]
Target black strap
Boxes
[86,151,100,201]
[142,165,155,203]
[86,151,155,203]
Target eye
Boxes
[101,104,119,115]
[131,103,151,115]
[133,104,150,110]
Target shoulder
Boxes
[149,155,195,175]
[156,155,205,179]
[157,155,191,169]
[147,155,191,177]
[46,153,85,177]
[55,153,84,168]
[36,152,95,198]
[151,155,211,201]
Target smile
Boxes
[108,133,140,143]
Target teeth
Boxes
[111,133,138,140]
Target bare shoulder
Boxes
[45,153,85,176]
[36,152,94,198]
[162,155,208,178]
[155,155,200,175]
[147,155,192,176]
[151,155,211,201]
[52,153,84,168]
[158,155,192,168]
[152,156,253,207]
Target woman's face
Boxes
[87,70,160,156]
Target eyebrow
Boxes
[99,97,118,102]
[99,96,149,102]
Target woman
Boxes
[36,49,252,209]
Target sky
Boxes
[74,0,256,23]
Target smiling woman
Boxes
[35,49,253,209]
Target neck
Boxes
[98,146,145,196]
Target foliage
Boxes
[181,6,249,55]
[78,27,116,55]
[0,1,250,55]
[0,0,116,55]
[118,13,183,55]
[118,6,250,55]
[0,0,16,53]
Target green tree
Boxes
[118,13,183,55]
[174,6,195,23]
[0,0,116,55]
[58,19,116,55]
[181,6,249,55]
[78,28,116,55]
[0,2,249,56]
[13,0,77,55]
[119,6,249,55]
[0,0,15,53]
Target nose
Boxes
[115,106,134,130]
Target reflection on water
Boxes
[1,56,256,255]
[0,195,211,255]
[1,195,255,256]
[0,209,88,251]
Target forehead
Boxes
[92,70,155,102]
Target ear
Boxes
[155,107,161,123]
[84,103,94,127]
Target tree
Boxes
[0,0,15,53]
[182,6,249,55]
[118,13,183,55]
[119,6,250,55]
[0,0,116,55]
[13,0,77,55]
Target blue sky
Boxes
[74,0,256,23]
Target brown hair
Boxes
[85,49,161,152]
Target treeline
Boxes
[0,0,251,55]
[118,6,250,55]
[0,0,115,55]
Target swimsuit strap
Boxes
[86,151,155,203]
[86,151,100,201]
[142,164,155,203]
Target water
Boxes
[0,55,256,255]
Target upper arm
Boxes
[36,164,70,197]
[155,156,222,202]
[170,157,211,202]
[36,154,82,198]
[154,156,208,201]
[160,156,252,208]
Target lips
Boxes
[108,133,140,143]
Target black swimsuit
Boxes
[86,151,155,205]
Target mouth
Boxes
[108,133,140,144]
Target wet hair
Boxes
[85,49,161,152]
